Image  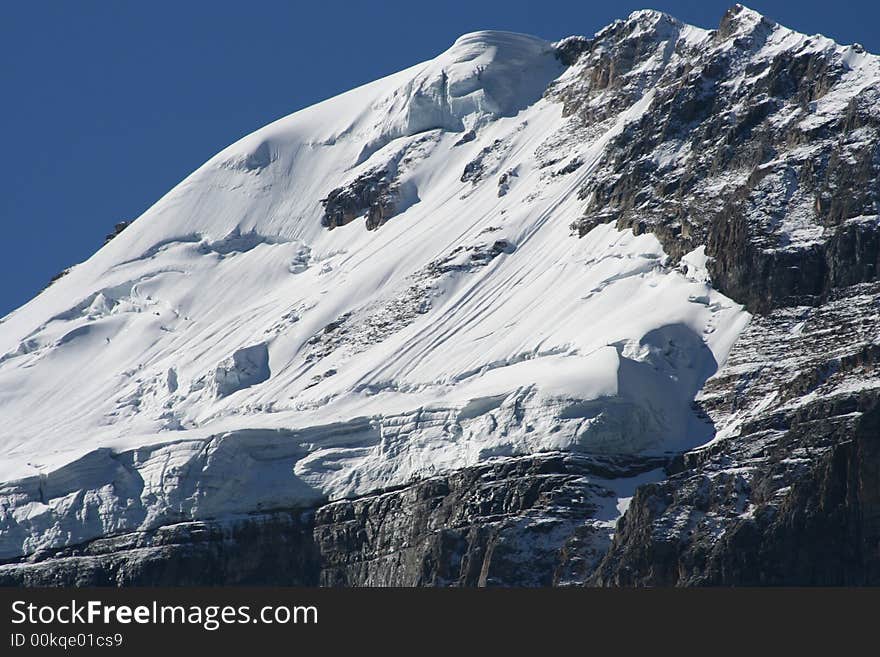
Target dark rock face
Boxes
[0,454,663,587]
[0,512,320,587]
[548,6,880,585]
[104,220,132,245]
[553,35,591,67]
[592,396,880,586]
[321,167,399,231]
[557,7,880,314]
[315,454,662,587]
[461,139,505,185]
[320,131,436,231]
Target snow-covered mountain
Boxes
[2,5,879,585]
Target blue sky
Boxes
[2,0,878,316]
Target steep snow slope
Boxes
[0,26,749,559]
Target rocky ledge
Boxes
[0,454,661,586]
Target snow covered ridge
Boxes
[1,6,875,561]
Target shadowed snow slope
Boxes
[0,27,751,560]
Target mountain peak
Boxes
[624,8,681,27]
[591,7,693,48]
[717,3,776,40]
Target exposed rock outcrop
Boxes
[0,512,319,587]
[321,167,400,231]
[104,220,132,245]
[0,453,662,587]
[591,393,880,585]
[565,6,880,585]
[558,5,879,313]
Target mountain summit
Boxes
[2,6,879,586]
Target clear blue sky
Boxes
[2,0,878,316]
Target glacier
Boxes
[0,24,753,561]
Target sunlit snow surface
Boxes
[0,31,749,558]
